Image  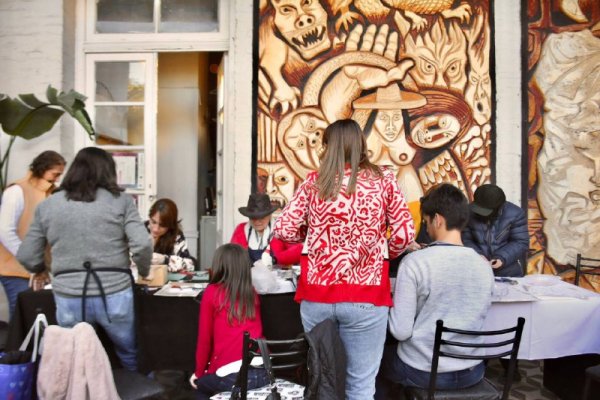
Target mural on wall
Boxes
[255,0,494,228]
[527,0,600,291]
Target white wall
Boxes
[222,0,255,242]
[494,0,523,205]
[0,0,69,182]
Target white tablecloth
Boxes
[484,278,600,360]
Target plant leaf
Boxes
[46,85,58,104]
[14,107,65,140]
[19,94,48,109]
[0,96,34,134]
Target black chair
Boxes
[405,317,525,400]
[574,253,600,286]
[583,364,600,400]
[237,331,308,400]
[113,369,165,400]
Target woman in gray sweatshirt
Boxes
[17,147,152,371]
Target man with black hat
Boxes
[462,184,528,277]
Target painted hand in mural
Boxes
[343,24,415,90]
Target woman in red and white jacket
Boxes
[273,119,415,399]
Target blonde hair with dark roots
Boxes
[316,119,382,200]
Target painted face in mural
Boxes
[270,0,331,61]
[410,114,461,149]
[373,110,403,142]
[277,108,328,179]
[257,162,296,209]
[465,13,492,125]
[403,20,468,93]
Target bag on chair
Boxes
[0,313,48,400]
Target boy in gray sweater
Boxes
[376,184,494,397]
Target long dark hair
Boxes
[209,244,256,324]
[149,198,182,254]
[316,119,382,200]
[60,147,123,202]
[30,150,66,178]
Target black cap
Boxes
[471,184,506,217]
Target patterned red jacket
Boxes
[273,168,415,306]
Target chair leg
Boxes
[583,374,591,400]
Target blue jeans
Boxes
[194,368,270,400]
[376,344,485,398]
[54,288,137,371]
[0,276,29,321]
[301,300,389,400]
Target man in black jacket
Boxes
[462,184,528,277]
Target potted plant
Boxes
[0,85,95,191]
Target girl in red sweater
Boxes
[189,244,268,399]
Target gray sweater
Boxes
[17,189,152,297]
[389,243,493,373]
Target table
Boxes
[484,278,600,399]
[7,287,302,374]
[484,278,600,359]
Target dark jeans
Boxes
[375,344,485,399]
[194,368,270,400]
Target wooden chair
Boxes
[235,331,308,400]
[405,317,525,400]
[574,253,600,286]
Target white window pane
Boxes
[96,62,146,102]
[96,0,154,33]
[95,106,145,146]
[160,0,218,33]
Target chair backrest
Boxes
[238,331,308,400]
[428,317,525,400]
[575,254,600,286]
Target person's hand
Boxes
[189,373,198,389]
[140,267,155,282]
[29,271,50,291]
[406,241,422,252]
[491,259,503,269]
[151,252,166,265]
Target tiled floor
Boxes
[485,359,560,400]
[151,359,562,399]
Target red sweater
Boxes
[230,222,250,248]
[194,284,263,377]
[269,238,302,266]
[273,168,415,307]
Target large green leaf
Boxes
[0,86,95,141]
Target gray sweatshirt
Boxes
[17,189,152,297]
[389,243,494,373]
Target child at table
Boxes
[189,244,269,399]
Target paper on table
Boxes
[154,282,207,297]
[521,281,599,300]
[492,282,539,302]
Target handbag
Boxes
[0,313,48,400]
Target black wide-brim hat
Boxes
[238,193,279,219]
[471,184,506,217]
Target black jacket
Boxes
[304,319,346,400]
[462,201,528,277]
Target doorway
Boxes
[156,52,222,266]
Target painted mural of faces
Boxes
[535,29,600,264]
[465,13,492,125]
[403,20,468,93]
[277,107,328,179]
[270,0,331,60]
[257,162,296,209]
[373,110,404,142]
[410,114,460,148]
